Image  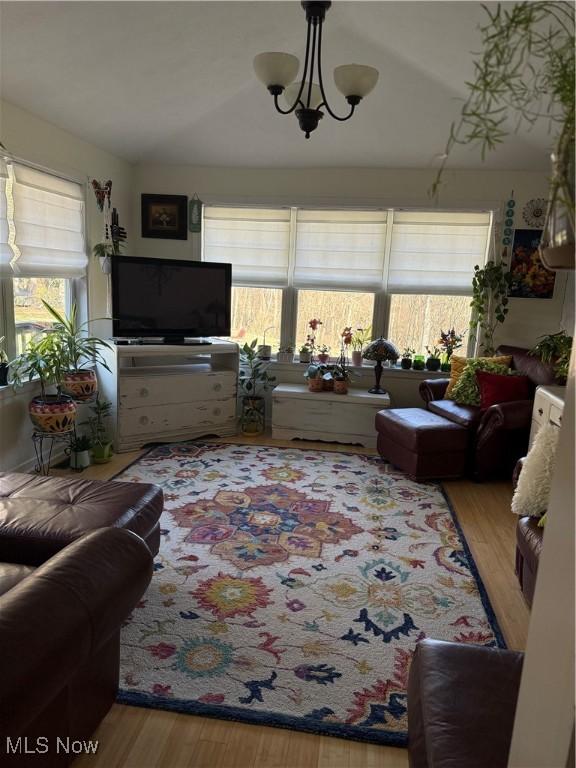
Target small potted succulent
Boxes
[400,347,415,370]
[412,354,426,371]
[0,336,8,386]
[425,346,442,372]
[68,434,92,471]
[317,344,331,364]
[239,339,276,435]
[351,327,371,366]
[304,363,324,392]
[82,396,114,463]
[277,345,295,364]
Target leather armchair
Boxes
[419,346,556,481]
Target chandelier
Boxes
[253,1,379,139]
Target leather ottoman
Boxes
[375,408,468,481]
[0,472,163,565]
[408,639,524,768]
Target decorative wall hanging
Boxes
[141,194,188,240]
[522,198,547,228]
[189,194,203,233]
[508,229,555,299]
[91,179,112,212]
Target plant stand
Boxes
[32,429,76,476]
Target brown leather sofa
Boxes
[0,528,153,767]
[419,345,556,480]
[513,457,544,606]
[408,639,524,768]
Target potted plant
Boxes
[425,346,442,372]
[299,344,312,364]
[317,344,331,364]
[432,2,575,269]
[469,262,512,355]
[412,354,426,371]
[82,396,114,463]
[303,318,323,362]
[10,336,77,433]
[277,345,295,364]
[322,365,335,391]
[400,347,415,370]
[304,363,324,392]
[93,237,125,275]
[41,300,111,401]
[0,336,8,386]
[257,326,275,361]
[68,434,92,471]
[239,339,276,435]
[529,330,573,383]
[438,328,464,372]
[351,327,371,366]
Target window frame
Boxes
[203,206,492,359]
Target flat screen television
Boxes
[111,256,231,342]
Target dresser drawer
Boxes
[532,389,551,425]
[120,399,237,437]
[119,371,236,409]
[272,395,384,438]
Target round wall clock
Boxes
[522,198,547,228]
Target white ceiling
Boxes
[0,1,552,169]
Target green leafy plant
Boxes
[10,336,68,401]
[352,327,372,352]
[81,396,113,447]
[431,0,575,233]
[239,339,276,396]
[303,364,322,380]
[70,434,93,452]
[278,345,294,354]
[425,345,442,360]
[93,240,125,259]
[40,300,111,373]
[401,347,416,359]
[470,261,512,355]
[530,330,573,381]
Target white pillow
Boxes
[512,422,559,518]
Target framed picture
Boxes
[141,194,188,240]
[508,228,555,299]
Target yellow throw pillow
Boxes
[445,354,512,399]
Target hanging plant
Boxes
[470,261,512,355]
[431,2,575,266]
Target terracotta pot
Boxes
[308,377,324,392]
[334,379,348,395]
[318,353,330,364]
[29,395,77,433]
[61,369,98,401]
[352,351,363,367]
[322,377,334,391]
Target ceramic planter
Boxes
[318,353,330,364]
[61,369,98,401]
[351,351,363,367]
[0,363,8,387]
[334,379,348,394]
[29,395,77,433]
[401,358,413,370]
[69,449,91,471]
[240,396,266,435]
[425,358,441,372]
[308,377,324,392]
[92,442,114,464]
[257,345,272,361]
[99,255,112,274]
[299,352,311,364]
[277,352,294,364]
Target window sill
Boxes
[0,379,41,402]
[268,360,448,378]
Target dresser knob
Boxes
[213,383,222,392]
[139,388,149,397]
[538,408,544,416]
[213,408,221,416]
[139,415,149,425]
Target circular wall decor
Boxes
[522,198,547,228]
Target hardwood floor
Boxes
[71,435,529,768]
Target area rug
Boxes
[115,442,505,746]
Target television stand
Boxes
[97,339,239,452]
[162,337,213,346]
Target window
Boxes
[0,159,85,362]
[202,206,492,359]
[296,290,374,353]
[229,286,283,348]
[388,294,472,355]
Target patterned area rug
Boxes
[116,442,505,746]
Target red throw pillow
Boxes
[476,370,531,410]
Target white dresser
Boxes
[272,383,390,450]
[529,384,566,447]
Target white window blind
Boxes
[8,163,86,278]
[203,206,291,287]
[388,211,492,294]
[294,209,387,290]
[0,160,10,276]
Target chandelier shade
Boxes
[253,1,379,138]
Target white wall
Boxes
[133,164,571,349]
[0,100,134,471]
